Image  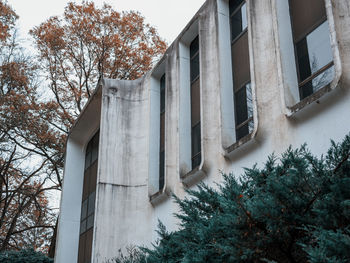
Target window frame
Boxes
[159,73,166,193]
[178,19,206,186]
[230,0,253,142]
[80,191,96,235]
[148,58,168,204]
[217,0,258,159]
[189,35,202,170]
[273,0,342,116]
[230,0,248,44]
[78,131,99,263]
[288,0,334,101]
[234,80,253,140]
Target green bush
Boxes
[0,248,53,263]
[112,134,350,263]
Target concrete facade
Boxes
[55,0,350,262]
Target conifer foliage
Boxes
[0,248,53,263]
[113,134,350,263]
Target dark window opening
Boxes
[229,0,253,141]
[191,122,201,169]
[235,83,253,141]
[289,0,334,100]
[190,36,200,83]
[80,191,95,234]
[229,0,244,15]
[190,36,201,169]
[159,151,165,191]
[78,131,99,263]
[230,0,247,41]
[160,74,165,114]
[159,74,165,191]
[84,131,99,170]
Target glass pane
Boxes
[300,65,334,99]
[192,154,201,169]
[91,132,99,164]
[160,74,165,113]
[299,81,314,100]
[229,0,244,15]
[306,21,333,74]
[86,214,94,230]
[296,38,312,82]
[191,122,201,169]
[191,79,201,126]
[231,31,250,91]
[190,53,200,82]
[93,131,99,148]
[289,0,326,41]
[297,21,334,99]
[231,3,247,41]
[160,113,165,151]
[160,88,165,113]
[87,192,95,216]
[235,86,248,126]
[80,219,87,234]
[159,151,165,191]
[91,144,98,164]
[86,140,92,155]
[85,230,93,263]
[82,171,90,201]
[84,150,92,170]
[89,162,98,193]
[312,65,334,92]
[236,123,249,141]
[190,36,199,58]
[81,199,88,220]
[235,83,253,140]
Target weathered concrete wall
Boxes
[56,0,350,262]
[93,78,153,262]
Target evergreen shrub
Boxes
[0,248,53,263]
[112,134,350,263]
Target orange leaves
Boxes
[0,1,17,42]
[0,61,30,92]
[30,17,66,53]
[2,2,168,252]
[0,0,57,253]
[29,0,167,138]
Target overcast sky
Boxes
[8,0,206,208]
[10,0,206,46]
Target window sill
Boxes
[224,131,258,160]
[180,166,206,187]
[149,189,169,206]
[287,83,332,116]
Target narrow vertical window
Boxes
[190,36,201,169]
[230,0,253,141]
[159,74,165,191]
[78,131,99,263]
[289,0,334,100]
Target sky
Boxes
[7,0,206,208]
[9,0,206,46]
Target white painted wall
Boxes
[55,140,84,263]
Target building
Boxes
[54,0,350,262]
